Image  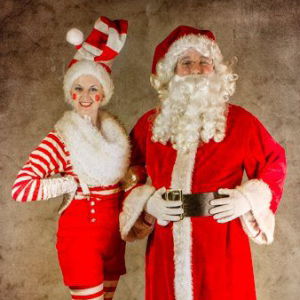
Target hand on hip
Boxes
[145,187,183,225]
[210,188,251,223]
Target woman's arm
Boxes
[11,131,77,202]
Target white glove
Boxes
[210,188,251,223]
[145,187,183,225]
[42,176,78,200]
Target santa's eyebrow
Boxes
[178,55,212,62]
[200,56,212,60]
[178,55,192,61]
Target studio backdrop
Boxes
[0,0,299,299]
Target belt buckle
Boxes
[166,189,184,220]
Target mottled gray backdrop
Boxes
[0,0,299,299]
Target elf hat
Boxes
[63,16,128,105]
[151,26,222,84]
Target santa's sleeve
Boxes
[11,131,76,202]
[239,115,286,244]
[119,111,156,241]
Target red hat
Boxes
[63,16,128,105]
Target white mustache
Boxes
[169,74,215,98]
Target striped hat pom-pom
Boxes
[66,28,84,47]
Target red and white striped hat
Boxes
[63,16,128,105]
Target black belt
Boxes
[162,189,225,218]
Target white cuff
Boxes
[119,184,155,240]
[41,176,77,200]
[238,179,275,244]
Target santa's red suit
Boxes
[120,26,286,300]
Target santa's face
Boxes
[175,48,214,76]
[70,75,104,118]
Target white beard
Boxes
[152,73,228,152]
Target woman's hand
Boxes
[41,176,78,199]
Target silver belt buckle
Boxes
[165,189,184,220]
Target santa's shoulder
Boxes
[134,108,158,128]
[228,104,262,125]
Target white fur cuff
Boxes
[238,179,275,244]
[119,184,155,240]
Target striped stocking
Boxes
[70,284,104,300]
[104,279,119,300]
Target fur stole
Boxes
[55,110,130,186]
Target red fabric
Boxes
[57,193,126,287]
[95,46,118,64]
[129,104,286,300]
[152,26,215,75]
[86,28,108,49]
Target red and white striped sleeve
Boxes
[11,131,71,202]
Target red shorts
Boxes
[56,193,126,287]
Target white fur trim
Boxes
[171,148,197,300]
[66,28,84,46]
[171,148,197,193]
[238,179,275,244]
[167,34,222,63]
[119,184,155,240]
[55,110,130,186]
[63,60,113,105]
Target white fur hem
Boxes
[173,218,193,300]
[238,179,275,245]
[171,148,197,300]
[119,184,155,240]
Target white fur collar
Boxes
[55,110,130,186]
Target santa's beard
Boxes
[152,73,228,152]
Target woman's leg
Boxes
[103,276,120,300]
[69,284,104,300]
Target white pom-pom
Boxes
[66,28,84,46]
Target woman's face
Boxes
[70,75,104,117]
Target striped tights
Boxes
[70,280,118,300]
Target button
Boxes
[90,209,96,214]
[90,201,95,206]
[91,218,96,223]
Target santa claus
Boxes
[120,26,286,300]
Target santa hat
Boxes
[151,26,223,86]
[63,16,128,105]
